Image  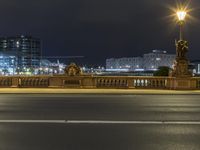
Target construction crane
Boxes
[42,56,84,59]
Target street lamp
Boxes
[170,3,193,79]
[170,8,191,77]
[176,10,187,40]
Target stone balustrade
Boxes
[95,76,167,89]
[132,77,167,89]
[0,75,199,90]
[19,77,49,87]
[195,78,200,89]
[0,77,12,87]
[96,77,128,88]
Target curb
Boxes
[0,88,200,95]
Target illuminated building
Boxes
[143,50,175,70]
[0,35,42,72]
[106,57,143,71]
[0,52,17,75]
[106,50,175,71]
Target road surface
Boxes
[0,94,200,150]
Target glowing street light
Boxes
[176,10,187,40]
[170,3,192,78]
[177,11,187,21]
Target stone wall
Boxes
[0,75,198,90]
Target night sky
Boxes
[0,0,200,65]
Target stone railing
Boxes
[0,75,199,90]
[95,76,168,89]
[194,77,200,89]
[96,77,129,88]
[19,77,49,87]
[0,77,12,87]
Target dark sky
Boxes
[0,0,200,65]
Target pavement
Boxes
[0,94,200,150]
[0,88,200,94]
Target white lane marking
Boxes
[0,120,66,124]
[67,120,200,125]
[0,120,200,125]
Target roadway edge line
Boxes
[0,120,200,125]
[66,120,200,125]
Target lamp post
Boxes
[169,6,194,90]
[176,10,187,40]
[170,9,191,78]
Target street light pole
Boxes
[170,9,191,77]
[177,11,186,40]
[179,21,183,40]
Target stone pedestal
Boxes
[169,40,194,89]
[11,77,19,87]
[170,40,192,78]
[171,59,191,77]
[168,77,196,90]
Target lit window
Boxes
[156,58,161,61]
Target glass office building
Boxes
[0,52,17,75]
[0,35,42,74]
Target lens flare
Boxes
[164,0,194,24]
[177,11,187,21]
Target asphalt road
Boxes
[0,94,200,150]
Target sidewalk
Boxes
[0,88,200,95]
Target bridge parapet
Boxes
[95,76,168,89]
[0,75,199,90]
[0,77,12,87]
[19,77,49,87]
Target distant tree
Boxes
[2,68,9,74]
[29,67,35,74]
[153,66,171,76]
[16,68,23,74]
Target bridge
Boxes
[0,72,199,90]
[0,36,197,90]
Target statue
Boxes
[175,40,188,58]
[64,63,82,76]
[170,39,191,77]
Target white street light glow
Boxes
[177,11,187,21]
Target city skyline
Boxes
[0,1,200,150]
[0,0,200,65]
[106,50,176,71]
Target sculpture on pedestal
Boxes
[170,9,192,77]
[170,40,191,77]
[64,63,82,76]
